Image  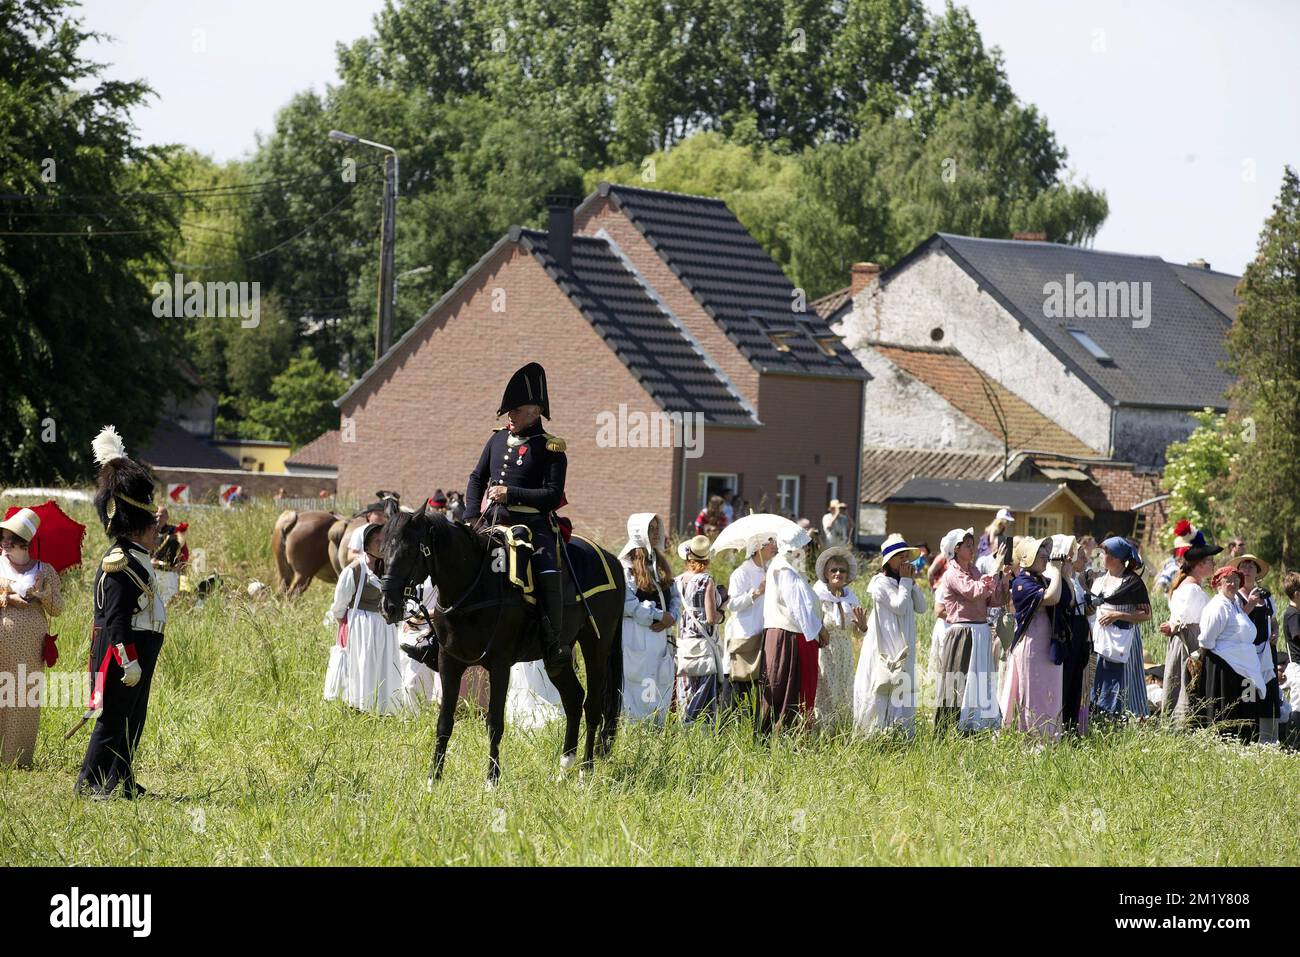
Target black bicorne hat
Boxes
[1182,543,1223,565]
[497,362,550,419]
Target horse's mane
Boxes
[388,507,487,552]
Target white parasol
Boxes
[710,513,800,555]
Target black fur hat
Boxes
[91,426,157,538]
[496,362,550,419]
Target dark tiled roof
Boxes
[887,477,1087,515]
[516,229,757,427]
[812,286,853,322]
[286,429,340,468]
[1168,263,1240,323]
[138,419,240,470]
[871,343,1099,457]
[893,234,1236,409]
[592,183,868,380]
[860,447,1004,504]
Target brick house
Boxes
[335,183,868,543]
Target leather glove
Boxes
[121,659,142,687]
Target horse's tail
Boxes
[271,509,298,592]
[326,517,349,577]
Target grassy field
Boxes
[2,500,1297,866]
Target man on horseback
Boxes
[463,362,571,676]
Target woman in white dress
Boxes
[394,575,441,711]
[853,534,926,735]
[812,545,865,731]
[1197,565,1272,740]
[618,513,679,724]
[323,524,408,715]
[926,555,950,697]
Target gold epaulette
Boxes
[102,547,127,573]
[544,433,566,453]
[493,426,507,432]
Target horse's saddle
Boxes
[485,524,620,609]
[486,524,538,604]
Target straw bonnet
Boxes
[678,534,713,562]
[815,545,859,583]
[0,507,40,543]
[877,533,921,570]
[1014,535,1050,569]
[1225,552,1270,577]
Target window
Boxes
[697,472,738,511]
[776,474,801,518]
[766,332,793,353]
[826,475,839,508]
[1027,513,1063,538]
[1067,328,1114,365]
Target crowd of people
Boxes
[314,497,1297,753]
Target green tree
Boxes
[0,0,182,482]
[244,347,347,448]
[1225,165,1300,569]
[1160,409,1245,549]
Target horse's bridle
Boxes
[387,516,509,666]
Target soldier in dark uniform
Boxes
[76,426,166,800]
[463,363,571,675]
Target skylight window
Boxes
[1067,328,1114,365]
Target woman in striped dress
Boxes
[1088,537,1152,721]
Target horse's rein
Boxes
[402,518,507,667]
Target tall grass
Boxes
[1,501,1295,865]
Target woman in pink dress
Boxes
[1001,536,1067,741]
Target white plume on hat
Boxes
[92,425,127,466]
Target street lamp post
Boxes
[328,130,398,363]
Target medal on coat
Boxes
[516,444,528,466]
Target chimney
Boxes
[548,205,574,274]
[1013,231,1047,242]
[850,262,881,296]
[1187,258,1211,270]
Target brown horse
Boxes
[271,509,352,596]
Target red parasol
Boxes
[4,499,86,572]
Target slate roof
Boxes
[887,234,1237,409]
[871,342,1099,457]
[1168,263,1241,324]
[336,226,757,426]
[586,183,868,380]
[286,429,340,469]
[887,478,1093,517]
[860,447,1004,504]
[515,229,757,427]
[138,419,241,470]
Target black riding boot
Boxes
[537,571,571,676]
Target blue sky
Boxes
[80,0,1298,275]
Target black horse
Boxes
[379,503,624,786]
